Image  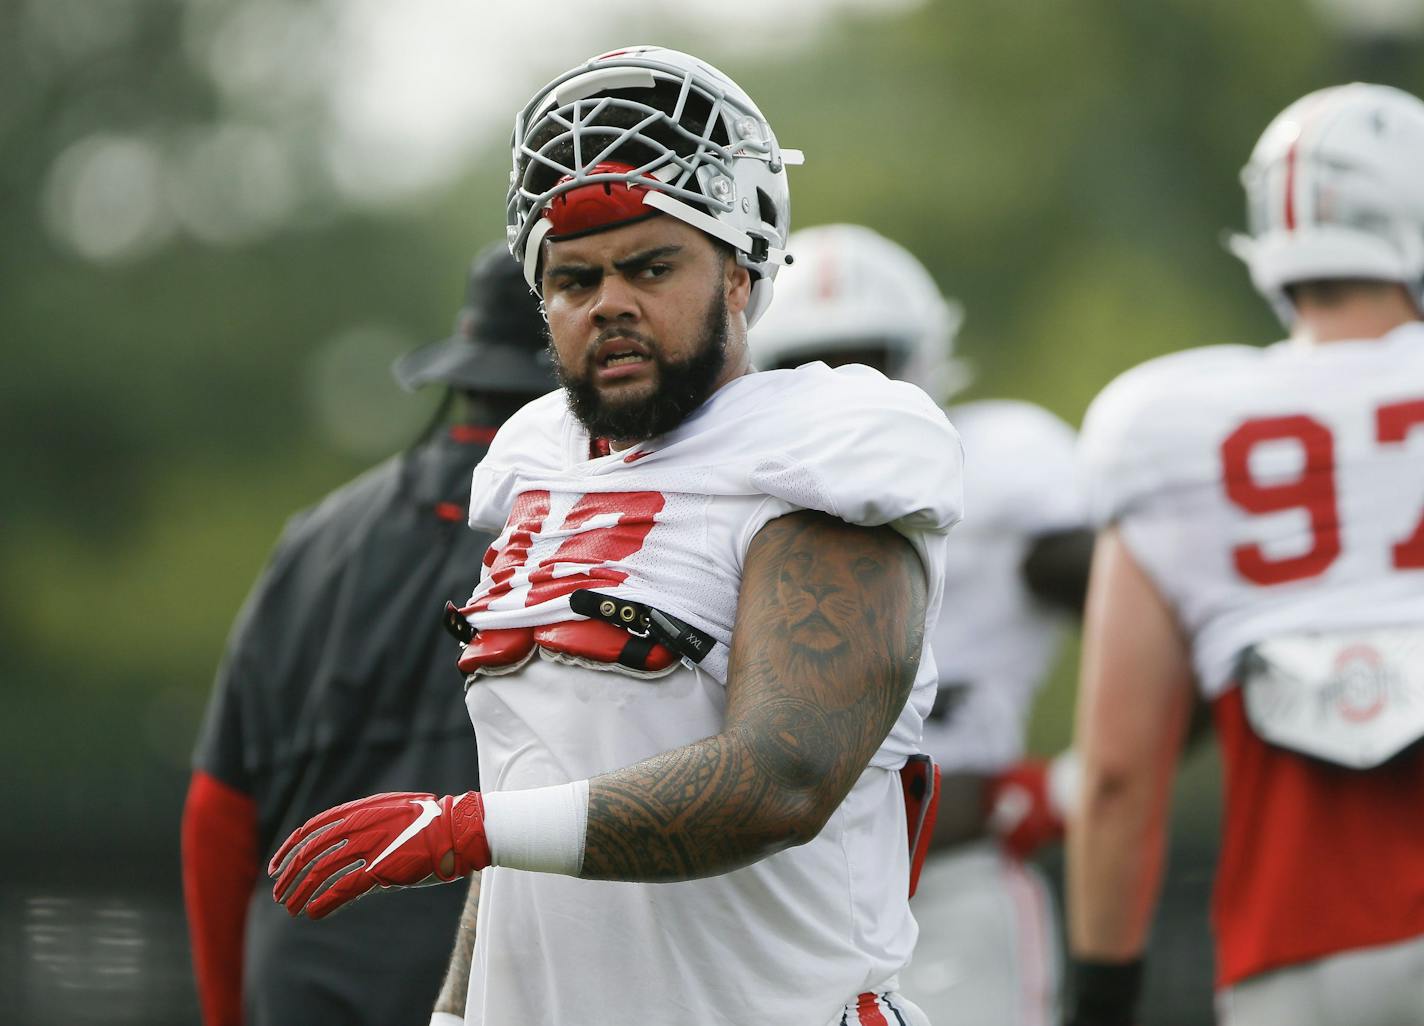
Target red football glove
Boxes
[984,750,1079,860]
[269,791,490,920]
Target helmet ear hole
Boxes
[757,188,778,228]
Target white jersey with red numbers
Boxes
[1081,324,1424,697]
[459,363,964,1026]
[1078,322,1424,987]
[921,400,1084,774]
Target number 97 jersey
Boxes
[1079,323,1424,700]
[1079,322,1424,988]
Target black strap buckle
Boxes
[442,600,475,644]
[568,590,715,665]
[747,232,771,265]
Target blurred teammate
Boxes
[181,243,553,1026]
[1068,83,1424,1026]
[751,223,1091,1026]
[265,46,965,1026]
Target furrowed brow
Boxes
[543,262,602,287]
[612,245,683,274]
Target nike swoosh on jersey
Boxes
[368,799,442,871]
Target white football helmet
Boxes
[506,45,801,327]
[1230,82,1424,324]
[748,224,967,401]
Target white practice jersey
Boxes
[922,400,1084,773]
[460,364,964,1025]
[1080,323,1424,696]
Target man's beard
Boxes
[556,287,729,443]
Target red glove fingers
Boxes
[269,791,490,920]
[273,823,367,919]
[268,790,428,881]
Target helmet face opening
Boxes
[506,47,797,326]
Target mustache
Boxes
[587,327,657,357]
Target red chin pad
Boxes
[544,162,654,238]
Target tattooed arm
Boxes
[432,874,480,1019]
[265,512,928,918]
[580,510,928,881]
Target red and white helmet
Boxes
[1230,82,1424,323]
[747,224,967,401]
[506,46,801,327]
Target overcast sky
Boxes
[39,0,921,262]
[308,0,922,201]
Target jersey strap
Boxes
[446,590,719,682]
[568,589,716,664]
[453,621,679,680]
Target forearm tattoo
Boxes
[433,874,481,1016]
[581,511,927,881]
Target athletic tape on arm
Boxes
[482,779,590,876]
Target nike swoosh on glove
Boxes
[269,791,490,920]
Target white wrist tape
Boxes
[482,779,589,876]
[429,1013,465,1026]
[1048,748,1081,819]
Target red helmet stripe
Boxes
[1283,136,1298,231]
[1281,91,1345,233]
[543,162,654,239]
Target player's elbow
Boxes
[786,789,839,847]
[1077,756,1154,826]
[766,794,833,851]
[760,752,845,847]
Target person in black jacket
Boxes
[181,243,552,1026]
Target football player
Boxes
[266,47,965,1026]
[1068,83,1424,1026]
[750,223,1091,1026]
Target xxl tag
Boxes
[1240,626,1424,768]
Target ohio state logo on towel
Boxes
[1240,626,1424,768]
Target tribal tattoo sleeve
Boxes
[580,510,927,881]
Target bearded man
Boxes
[269,46,965,1026]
